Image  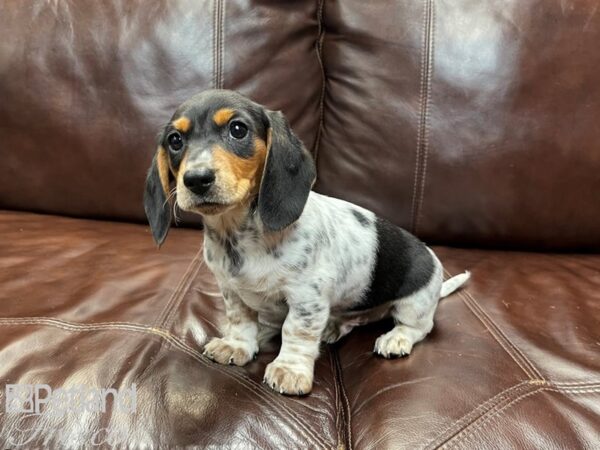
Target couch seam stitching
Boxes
[334,346,352,450]
[0,317,326,447]
[219,0,225,89]
[463,289,544,380]
[457,289,536,379]
[410,0,434,235]
[410,0,428,234]
[414,0,435,235]
[443,385,600,449]
[212,0,218,89]
[423,380,532,449]
[329,347,344,449]
[312,0,326,166]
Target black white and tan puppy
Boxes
[144,90,470,396]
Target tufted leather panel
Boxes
[1,0,599,448]
[314,0,600,250]
[0,1,322,224]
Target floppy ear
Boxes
[144,146,172,246]
[258,110,316,231]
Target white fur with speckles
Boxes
[202,191,469,395]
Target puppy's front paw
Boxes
[203,337,257,366]
[263,361,313,396]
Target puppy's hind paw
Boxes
[373,331,413,359]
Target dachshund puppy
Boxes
[144,90,470,396]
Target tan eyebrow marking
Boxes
[213,108,236,126]
[172,116,191,133]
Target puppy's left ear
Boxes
[144,145,172,246]
[258,110,316,231]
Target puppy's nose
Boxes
[183,169,216,196]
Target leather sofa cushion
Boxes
[314,0,600,250]
[1,210,598,447]
[0,1,322,224]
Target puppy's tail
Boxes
[441,271,471,298]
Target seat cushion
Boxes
[0,211,340,448]
[0,211,598,448]
[336,247,600,449]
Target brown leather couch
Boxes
[1,1,599,448]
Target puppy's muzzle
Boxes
[183,168,216,196]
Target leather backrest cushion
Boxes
[314,0,600,250]
[0,1,322,223]
[1,0,599,250]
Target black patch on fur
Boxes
[351,209,370,227]
[206,249,213,262]
[295,304,312,318]
[311,283,321,295]
[267,246,282,259]
[224,238,243,276]
[352,216,435,311]
[143,154,171,246]
[314,229,330,247]
[204,226,217,242]
[258,111,316,231]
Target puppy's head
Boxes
[144,90,316,246]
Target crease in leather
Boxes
[444,269,542,380]
[460,288,544,380]
[153,247,204,329]
[328,348,344,450]
[442,384,600,450]
[332,345,352,450]
[410,0,435,235]
[312,0,327,165]
[213,0,224,90]
[0,316,328,448]
[161,251,206,332]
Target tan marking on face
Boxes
[174,152,192,209]
[266,128,273,152]
[176,152,189,186]
[156,146,171,196]
[257,128,274,197]
[213,108,236,126]
[172,116,191,133]
[212,138,267,203]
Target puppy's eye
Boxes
[229,121,248,140]
[167,132,183,151]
